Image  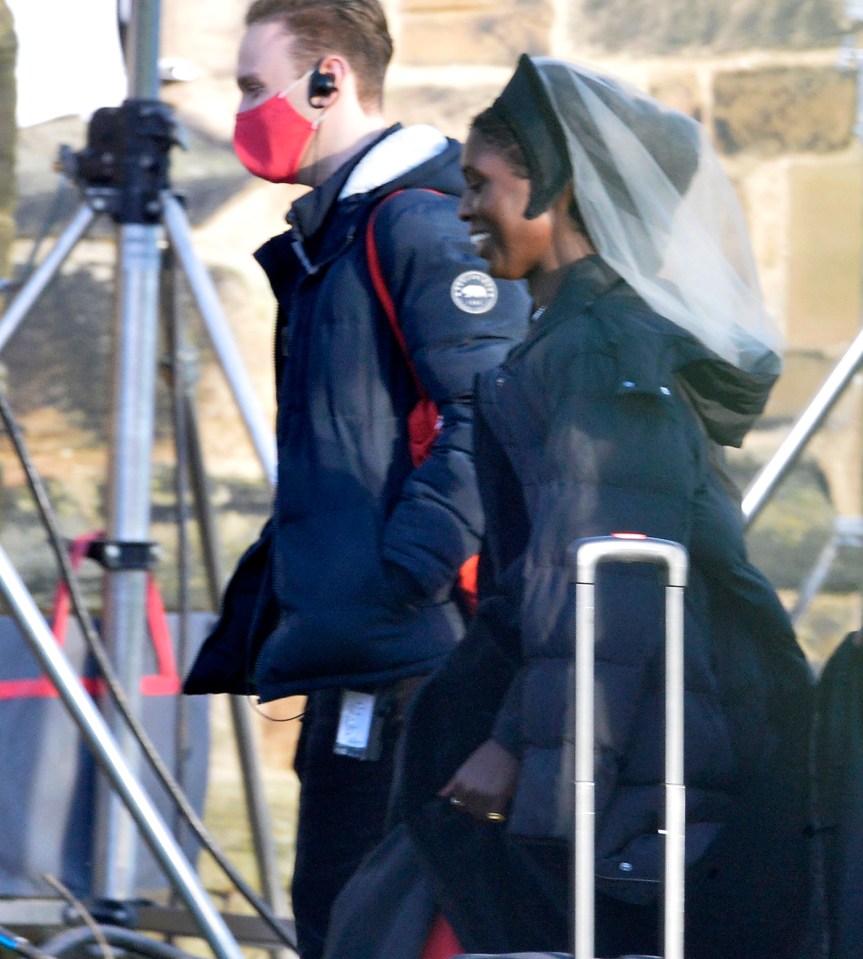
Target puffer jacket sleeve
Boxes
[370,189,530,600]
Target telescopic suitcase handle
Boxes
[566,534,689,959]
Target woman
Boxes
[325,55,816,959]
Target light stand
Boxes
[0,0,289,951]
[0,544,242,959]
[742,8,863,624]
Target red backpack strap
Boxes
[365,191,477,613]
[366,189,442,466]
[365,189,422,395]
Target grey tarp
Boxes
[0,611,211,896]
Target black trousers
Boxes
[291,686,406,959]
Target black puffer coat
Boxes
[395,255,815,957]
[476,254,810,868]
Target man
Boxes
[183,2,529,957]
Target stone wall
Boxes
[381,0,863,523]
[6,0,863,614]
[0,0,15,281]
[567,0,843,55]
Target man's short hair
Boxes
[245,0,393,110]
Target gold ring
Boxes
[486,812,506,822]
[449,796,464,807]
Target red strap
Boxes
[366,191,478,609]
[418,914,463,959]
[0,532,180,700]
[457,554,479,615]
[50,530,102,639]
[365,189,424,396]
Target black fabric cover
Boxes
[814,628,863,959]
[322,823,437,959]
[486,54,571,219]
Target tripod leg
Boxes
[187,397,292,932]
[0,203,96,354]
[188,404,294,949]
[161,243,291,936]
[161,192,276,484]
[0,544,243,959]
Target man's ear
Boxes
[307,55,347,109]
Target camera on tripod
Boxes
[57,99,184,224]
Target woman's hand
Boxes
[438,739,520,822]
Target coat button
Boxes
[660,385,671,396]
[619,862,634,872]
[622,380,635,389]
[496,375,505,387]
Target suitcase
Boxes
[453,534,689,959]
[569,534,688,959]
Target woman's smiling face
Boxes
[458,130,555,282]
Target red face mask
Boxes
[233,78,319,183]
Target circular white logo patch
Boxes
[450,270,498,315]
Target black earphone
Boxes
[308,59,337,107]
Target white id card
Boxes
[334,689,377,758]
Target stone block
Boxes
[647,69,706,122]
[764,350,837,421]
[385,79,511,139]
[567,0,842,57]
[713,66,856,156]
[783,153,863,349]
[399,0,552,66]
[160,0,247,79]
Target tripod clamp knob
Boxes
[85,537,161,571]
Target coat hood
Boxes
[557,257,779,448]
[285,124,466,244]
[675,355,778,448]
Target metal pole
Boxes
[741,328,863,526]
[0,205,95,355]
[663,576,687,959]
[94,218,163,896]
[0,545,244,959]
[93,0,167,898]
[124,0,161,101]
[573,573,595,959]
[166,249,290,932]
[162,193,276,484]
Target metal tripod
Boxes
[0,0,288,953]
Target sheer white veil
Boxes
[525,57,784,375]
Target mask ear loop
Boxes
[276,67,313,102]
[280,67,330,186]
[306,93,334,188]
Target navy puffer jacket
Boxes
[184,126,530,701]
